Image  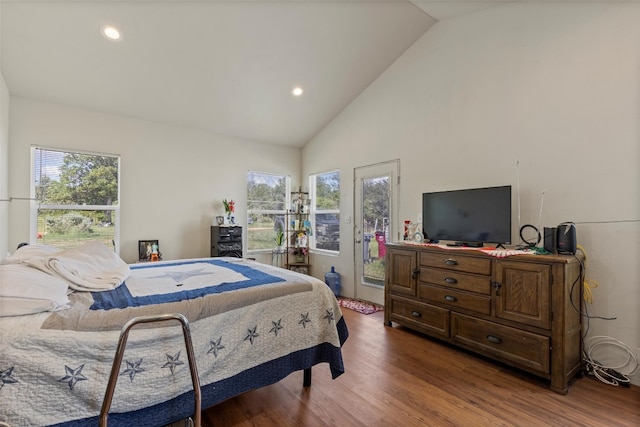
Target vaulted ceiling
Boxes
[1,1,500,147]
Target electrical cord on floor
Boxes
[583,336,638,387]
[573,246,638,386]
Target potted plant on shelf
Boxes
[275,230,285,253]
[290,246,308,263]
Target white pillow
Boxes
[0,264,70,317]
[0,244,60,265]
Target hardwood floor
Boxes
[201,307,640,426]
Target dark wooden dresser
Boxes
[384,242,583,394]
[211,225,242,257]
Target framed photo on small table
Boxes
[138,239,161,262]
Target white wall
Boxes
[0,74,8,260]
[8,97,301,263]
[304,2,640,384]
[0,1,9,260]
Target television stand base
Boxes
[463,242,484,248]
[447,241,484,248]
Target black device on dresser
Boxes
[211,225,242,257]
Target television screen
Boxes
[422,185,512,246]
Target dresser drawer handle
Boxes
[444,277,457,284]
[444,259,458,266]
[444,295,457,302]
[411,311,422,318]
[486,335,503,344]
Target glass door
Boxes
[354,160,398,306]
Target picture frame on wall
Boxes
[138,239,161,262]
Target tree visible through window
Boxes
[246,171,290,252]
[32,147,120,251]
[310,171,340,252]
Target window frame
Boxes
[246,171,291,254]
[309,170,340,254]
[30,146,121,252]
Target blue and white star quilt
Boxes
[0,257,348,427]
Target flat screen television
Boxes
[422,185,512,247]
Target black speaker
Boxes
[556,223,576,255]
[543,227,557,254]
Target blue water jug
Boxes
[325,266,341,296]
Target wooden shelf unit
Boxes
[284,187,311,274]
[285,210,310,274]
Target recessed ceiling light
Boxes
[292,87,303,96]
[102,25,121,41]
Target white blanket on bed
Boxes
[23,242,130,292]
[125,262,247,297]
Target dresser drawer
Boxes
[419,252,491,275]
[451,312,550,374]
[419,284,491,315]
[218,250,243,258]
[388,296,449,339]
[218,242,242,251]
[217,226,242,239]
[420,268,491,294]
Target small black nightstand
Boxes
[211,225,242,257]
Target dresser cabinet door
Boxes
[494,260,551,330]
[387,248,418,296]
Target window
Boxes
[31,147,120,251]
[246,171,290,252]
[310,170,340,252]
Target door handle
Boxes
[492,281,502,296]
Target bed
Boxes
[0,243,348,426]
